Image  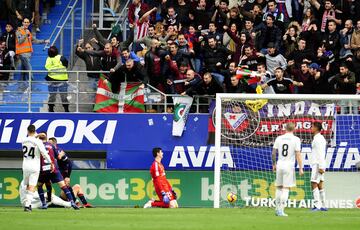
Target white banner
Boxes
[172,96,193,136]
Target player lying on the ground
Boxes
[19,180,71,208]
[48,137,93,208]
[37,132,79,210]
[144,147,179,208]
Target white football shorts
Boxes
[310,164,325,184]
[275,165,296,187]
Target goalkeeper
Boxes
[144,147,179,208]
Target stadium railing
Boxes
[43,0,94,68]
[106,0,131,42]
[0,70,213,113]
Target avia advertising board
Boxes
[0,170,359,208]
[0,113,359,170]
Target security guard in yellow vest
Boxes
[45,46,69,112]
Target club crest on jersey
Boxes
[224,112,248,130]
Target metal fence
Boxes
[43,0,94,68]
[0,70,213,113]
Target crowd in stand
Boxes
[74,0,360,101]
[2,0,360,113]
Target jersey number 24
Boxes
[23,146,35,159]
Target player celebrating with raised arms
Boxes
[272,123,304,216]
[310,122,327,211]
[21,124,54,212]
[144,147,179,208]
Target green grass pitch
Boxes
[0,207,359,230]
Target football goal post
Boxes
[214,94,360,208]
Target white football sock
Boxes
[25,190,34,208]
[275,188,282,212]
[280,188,289,213]
[319,189,326,208]
[51,194,71,208]
[313,187,321,209]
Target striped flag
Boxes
[235,68,262,85]
[94,75,145,113]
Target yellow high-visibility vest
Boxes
[45,55,68,80]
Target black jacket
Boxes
[202,45,231,72]
[75,46,101,78]
[254,23,282,51]
[1,30,15,52]
[186,77,224,96]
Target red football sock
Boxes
[151,200,169,208]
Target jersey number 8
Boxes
[282,144,288,157]
[23,146,35,159]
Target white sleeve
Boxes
[318,137,327,170]
[37,140,51,163]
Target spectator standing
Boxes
[201,36,231,83]
[75,39,102,94]
[339,19,354,60]
[191,0,212,30]
[15,18,49,82]
[264,42,287,76]
[255,14,282,52]
[310,0,342,32]
[83,43,121,72]
[183,72,223,96]
[0,40,12,82]
[262,0,285,31]
[288,61,314,94]
[175,0,191,27]
[262,67,303,94]
[45,46,69,112]
[287,38,314,69]
[14,0,35,27]
[308,63,331,94]
[329,63,358,114]
[321,20,340,58]
[1,22,16,69]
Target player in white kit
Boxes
[310,122,327,211]
[21,124,54,212]
[19,180,71,208]
[272,123,304,216]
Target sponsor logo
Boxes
[169,146,235,168]
[0,119,117,144]
[173,103,186,122]
[224,112,247,130]
[264,102,335,118]
[243,198,355,209]
[168,143,360,170]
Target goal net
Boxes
[214,94,360,209]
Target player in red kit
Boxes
[144,147,179,208]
